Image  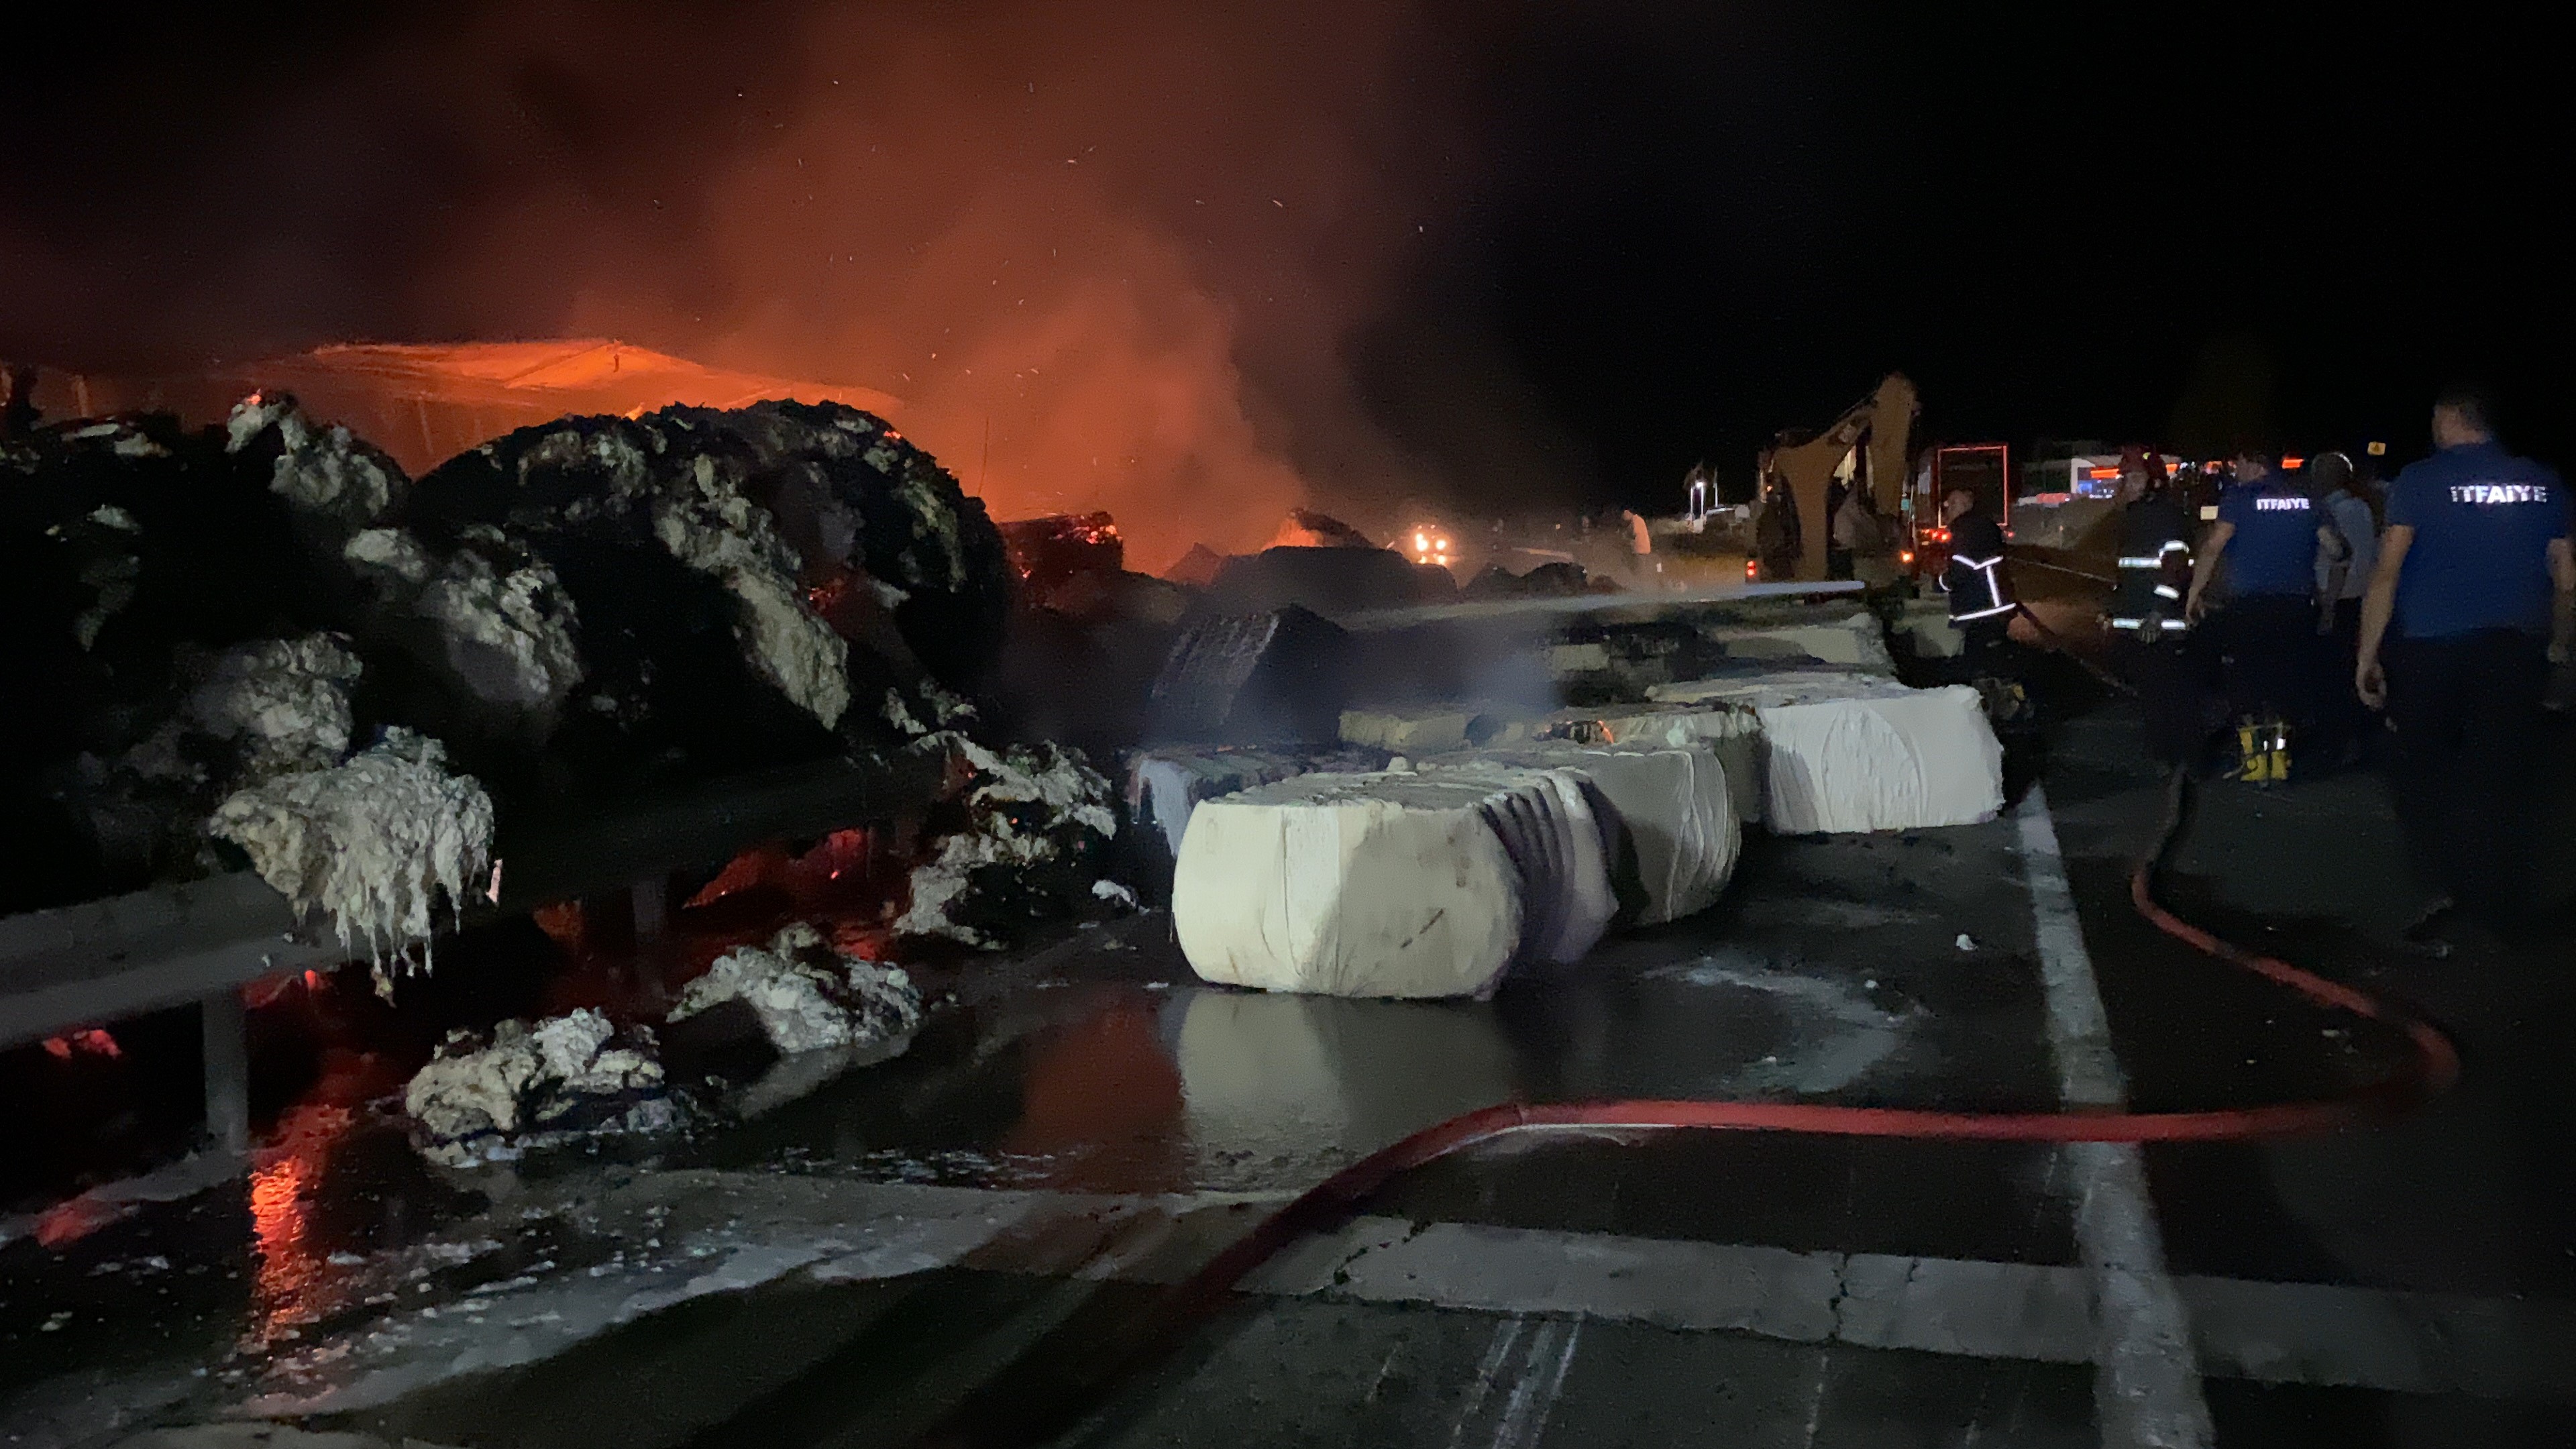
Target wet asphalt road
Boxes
[6,699,2576,1448]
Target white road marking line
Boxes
[1247,1213,2576,1403]
[2016,786,2213,1449]
[1489,1319,1581,1449]
[1358,1340,1405,1406]
[1446,1317,1529,1449]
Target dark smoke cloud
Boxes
[4,0,1567,568]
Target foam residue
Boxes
[210,727,494,988]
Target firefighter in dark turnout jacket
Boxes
[2104,450,2206,765]
[1939,486,2015,665]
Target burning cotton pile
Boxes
[407,400,1010,770]
[226,390,407,532]
[402,1009,676,1166]
[668,922,922,1055]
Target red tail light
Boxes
[1744,558,1758,581]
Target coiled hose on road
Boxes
[906,766,2462,1447]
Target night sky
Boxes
[5,1,2563,519]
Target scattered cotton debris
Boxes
[402,1009,676,1166]
[668,922,923,1055]
[170,633,364,782]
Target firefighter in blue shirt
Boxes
[2356,386,2576,937]
[2188,445,2347,780]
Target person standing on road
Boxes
[1755,472,1802,582]
[2310,451,2379,762]
[1939,486,2016,663]
[2355,386,2576,936]
[2187,445,2348,768]
[2106,449,2208,765]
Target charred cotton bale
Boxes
[1149,606,1351,744]
[405,400,1010,777]
[1649,672,2003,834]
[1172,767,1614,998]
[1206,546,1436,619]
[894,735,1119,949]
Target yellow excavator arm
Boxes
[1756,372,1919,582]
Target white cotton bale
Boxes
[1447,738,1740,926]
[1650,672,2002,834]
[1700,610,1896,675]
[1173,767,1614,998]
[1559,701,1767,826]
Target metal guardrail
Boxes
[0,749,947,1148]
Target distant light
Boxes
[2366,441,2387,456]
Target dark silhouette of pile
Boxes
[400,400,1012,794]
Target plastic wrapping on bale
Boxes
[1648,672,2004,834]
[1173,766,1615,998]
[1120,743,1389,894]
[1437,739,1740,926]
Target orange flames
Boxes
[39,1028,119,1060]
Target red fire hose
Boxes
[905,767,2460,1446]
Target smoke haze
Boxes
[3,0,1504,568]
